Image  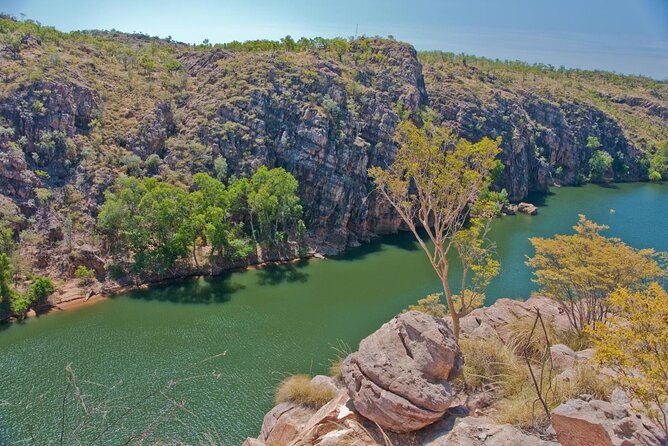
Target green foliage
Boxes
[30,277,54,302]
[247,166,303,244]
[74,266,95,285]
[586,136,601,151]
[588,150,613,182]
[589,284,668,436]
[649,140,668,180]
[97,168,303,275]
[35,188,52,206]
[213,156,228,181]
[405,293,447,318]
[144,154,161,174]
[0,253,15,310]
[369,121,502,338]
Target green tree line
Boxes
[97,167,305,276]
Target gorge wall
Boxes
[1,19,666,278]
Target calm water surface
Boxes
[0,183,666,444]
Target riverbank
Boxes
[12,250,328,323]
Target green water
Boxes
[0,183,666,445]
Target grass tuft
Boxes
[274,374,335,408]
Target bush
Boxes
[405,293,447,318]
[30,277,54,301]
[589,150,613,182]
[274,374,334,408]
[649,170,662,182]
[74,265,95,285]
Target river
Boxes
[0,182,666,445]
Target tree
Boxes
[213,155,228,181]
[0,253,15,312]
[247,166,303,244]
[586,136,601,151]
[527,215,665,333]
[589,150,613,182]
[368,121,502,339]
[589,284,668,438]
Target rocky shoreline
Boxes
[5,248,325,323]
[245,296,667,446]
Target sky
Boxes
[2,0,667,79]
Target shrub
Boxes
[74,265,95,285]
[590,284,668,437]
[527,215,664,334]
[144,154,161,174]
[649,170,662,182]
[213,155,228,181]
[405,293,447,318]
[495,364,611,429]
[274,374,334,408]
[589,150,613,182]
[30,277,54,302]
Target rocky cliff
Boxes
[0,18,666,284]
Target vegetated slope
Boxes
[0,17,666,287]
[420,52,668,200]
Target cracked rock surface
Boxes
[341,311,463,432]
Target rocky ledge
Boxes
[245,297,667,446]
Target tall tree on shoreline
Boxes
[369,121,501,339]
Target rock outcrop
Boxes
[459,296,571,341]
[551,398,666,446]
[427,416,558,445]
[341,311,463,433]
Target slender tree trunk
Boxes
[441,271,460,340]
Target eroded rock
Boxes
[517,202,538,215]
[551,398,666,446]
[341,311,463,432]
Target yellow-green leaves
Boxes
[589,284,668,436]
[369,120,501,339]
[527,215,665,333]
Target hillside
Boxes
[0,17,667,309]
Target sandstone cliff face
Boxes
[423,65,646,200]
[0,32,665,276]
[170,41,427,252]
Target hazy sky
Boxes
[2,0,667,78]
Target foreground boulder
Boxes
[341,311,463,433]
[551,398,666,446]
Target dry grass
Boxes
[462,320,610,431]
[555,329,593,352]
[494,364,611,429]
[458,337,527,394]
[274,374,335,409]
[327,340,352,380]
[506,316,559,361]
